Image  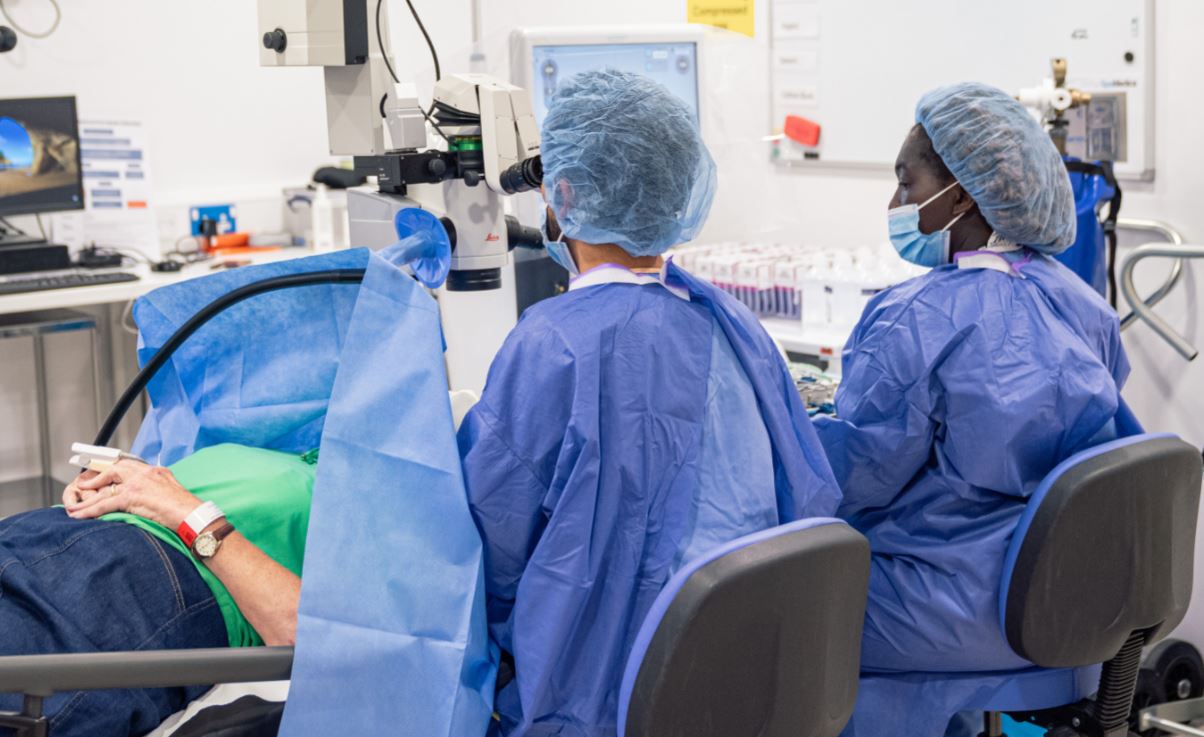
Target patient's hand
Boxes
[65,460,202,531]
[62,470,101,506]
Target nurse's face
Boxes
[890,127,959,236]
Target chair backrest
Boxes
[1000,434,1203,669]
[618,518,870,737]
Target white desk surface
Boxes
[0,252,853,366]
[760,316,849,360]
[0,248,319,318]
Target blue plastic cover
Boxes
[132,211,452,465]
[1057,160,1117,296]
[131,245,492,737]
[132,249,370,465]
[392,207,453,289]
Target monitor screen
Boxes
[530,42,700,126]
[0,96,84,218]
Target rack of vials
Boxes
[673,242,926,335]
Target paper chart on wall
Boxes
[51,120,162,258]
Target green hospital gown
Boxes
[104,444,315,646]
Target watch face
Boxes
[195,534,219,558]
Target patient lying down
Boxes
[0,444,312,737]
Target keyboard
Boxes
[0,270,140,296]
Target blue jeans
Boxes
[0,508,227,737]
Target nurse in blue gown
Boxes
[458,69,843,737]
[816,84,1131,735]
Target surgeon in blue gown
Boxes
[816,83,1131,735]
[458,69,843,737]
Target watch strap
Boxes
[210,521,236,543]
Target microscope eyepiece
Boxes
[499,155,543,194]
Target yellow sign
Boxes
[688,0,755,38]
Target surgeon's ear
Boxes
[555,179,574,215]
[951,186,978,216]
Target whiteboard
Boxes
[769,0,1154,180]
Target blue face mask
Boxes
[888,181,966,268]
[543,208,579,276]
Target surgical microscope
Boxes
[256,0,546,393]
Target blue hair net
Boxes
[916,82,1076,254]
[541,69,717,257]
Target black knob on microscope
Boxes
[427,158,448,178]
[0,26,17,54]
[263,28,288,53]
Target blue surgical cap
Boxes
[541,69,717,257]
[916,82,1076,254]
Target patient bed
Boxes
[0,257,341,736]
[0,238,491,736]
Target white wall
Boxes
[2,0,1203,638]
[1,0,333,204]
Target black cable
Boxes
[375,0,449,144]
[421,105,450,142]
[1063,159,1123,310]
[103,246,151,264]
[403,0,440,82]
[77,243,143,268]
[1102,162,1123,311]
[94,269,366,446]
[375,0,400,84]
[432,102,480,126]
[381,91,450,143]
[0,216,26,236]
[118,248,151,264]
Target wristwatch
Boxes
[191,522,236,560]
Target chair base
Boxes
[1000,700,1135,737]
[1137,696,1204,736]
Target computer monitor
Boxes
[0,96,85,220]
[511,26,706,129]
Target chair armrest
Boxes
[0,647,293,697]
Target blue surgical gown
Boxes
[816,252,1130,676]
[459,262,841,737]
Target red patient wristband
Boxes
[176,501,226,547]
